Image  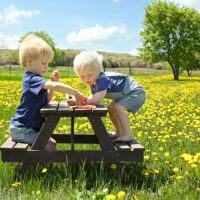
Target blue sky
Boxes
[0,0,199,55]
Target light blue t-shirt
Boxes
[11,71,48,131]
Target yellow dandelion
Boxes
[133,195,138,200]
[106,194,116,200]
[111,164,117,169]
[173,167,179,172]
[191,164,197,168]
[196,188,200,192]
[74,179,78,184]
[4,134,9,139]
[117,191,126,199]
[36,190,41,195]
[180,153,193,161]
[42,168,47,173]
[164,152,169,157]
[154,169,159,174]
[185,171,189,176]
[176,176,182,180]
[142,169,149,176]
[144,155,149,160]
[159,147,163,151]
[12,182,21,187]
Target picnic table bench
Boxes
[0,101,145,175]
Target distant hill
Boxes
[0,49,166,70]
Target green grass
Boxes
[0,71,200,200]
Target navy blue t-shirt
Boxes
[90,72,126,94]
[11,71,48,131]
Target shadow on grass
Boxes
[12,161,169,193]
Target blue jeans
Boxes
[9,123,38,145]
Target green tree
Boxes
[138,0,200,80]
[181,54,200,76]
[20,31,58,67]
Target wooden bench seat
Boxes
[0,137,29,152]
[113,138,145,152]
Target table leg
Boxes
[88,116,115,150]
[71,117,74,150]
[31,115,60,150]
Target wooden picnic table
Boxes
[0,101,145,174]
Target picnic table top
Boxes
[40,101,108,117]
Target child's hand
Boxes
[67,99,81,106]
[75,92,88,105]
[51,71,60,82]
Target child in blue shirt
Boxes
[68,51,146,142]
[9,34,86,150]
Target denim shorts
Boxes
[9,123,38,145]
[105,76,146,113]
[118,90,146,113]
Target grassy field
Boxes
[0,70,199,200]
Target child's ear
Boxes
[27,57,32,65]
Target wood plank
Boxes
[128,139,145,151]
[51,134,99,143]
[31,115,60,150]
[14,142,29,151]
[114,142,131,151]
[92,108,108,116]
[2,150,144,163]
[0,137,16,150]
[57,101,73,114]
[88,116,115,150]
[40,101,59,115]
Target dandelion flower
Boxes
[36,190,41,195]
[173,167,179,172]
[106,194,116,200]
[111,164,117,169]
[191,164,197,168]
[176,176,182,180]
[144,155,149,160]
[117,191,126,199]
[159,147,163,151]
[165,152,169,157]
[12,182,21,187]
[42,168,47,173]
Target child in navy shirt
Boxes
[68,51,146,142]
[9,35,86,150]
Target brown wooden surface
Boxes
[51,134,98,144]
[88,116,115,150]
[0,137,29,151]
[31,115,60,150]
[0,137,16,150]
[2,150,144,163]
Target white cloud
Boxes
[172,0,200,12]
[0,32,20,49]
[66,24,126,45]
[0,4,40,26]
[113,0,120,3]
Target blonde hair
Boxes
[19,34,54,68]
[73,51,103,76]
